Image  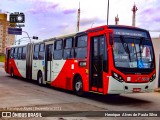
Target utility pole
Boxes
[132,3,138,27]
[115,14,119,25]
[77,2,80,32]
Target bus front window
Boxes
[113,37,154,69]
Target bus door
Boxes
[6,48,11,73]
[45,44,53,82]
[90,35,107,92]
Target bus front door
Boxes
[90,35,107,92]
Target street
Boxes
[0,67,160,120]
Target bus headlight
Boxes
[149,73,156,82]
[112,71,124,82]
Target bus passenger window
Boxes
[53,40,63,60]
[10,48,14,59]
[75,35,87,59]
[17,47,22,60]
[39,43,45,60]
[22,47,26,59]
[33,44,39,60]
[13,48,18,59]
[63,38,73,59]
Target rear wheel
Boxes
[74,76,84,96]
[37,72,43,86]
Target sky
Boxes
[0,0,160,44]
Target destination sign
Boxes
[113,29,148,38]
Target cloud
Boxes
[137,0,160,32]
[25,1,59,14]
[80,17,104,27]
[63,9,77,14]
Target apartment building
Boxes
[0,13,15,54]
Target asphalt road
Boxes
[0,67,160,120]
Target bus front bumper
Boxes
[107,76,155,94]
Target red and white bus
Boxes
[5,25,156,96]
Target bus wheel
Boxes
[10,68,14,77]
[74,76,84,96]
[37,72,43,86]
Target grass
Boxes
[0,55,5,62]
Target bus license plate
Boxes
[133,88,141,92]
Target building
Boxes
[152,38,160,88]
[0,13,15,54]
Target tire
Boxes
[74,76,84,96]
[37,72,43,86]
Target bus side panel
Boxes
[50,59,89,91]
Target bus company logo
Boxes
[2,112,11,117]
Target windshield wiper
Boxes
[120,36,131,62]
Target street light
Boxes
[15,36,38,45]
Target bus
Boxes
[4,25,156,96]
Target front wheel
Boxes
[37,72,43,86]
[74,76,84,96]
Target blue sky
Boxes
[0,0,160,44]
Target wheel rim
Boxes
[75,81,82,91]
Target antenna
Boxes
[107,0,109,25]
[77,2,80,32]
[132,3,138,27]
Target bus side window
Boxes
[22,47,26,60]
[33,44,39,60]
[63,38,73,59]
[13,47,18,59]
[39,43,45,60]
[74,35,87,59]
[10,48,14,59]
[53,40,63,60]
[18,47,22,60]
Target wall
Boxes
[152,38,160,88]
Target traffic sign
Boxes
[8,28,22,35]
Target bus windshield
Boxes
[113,36,154,69]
